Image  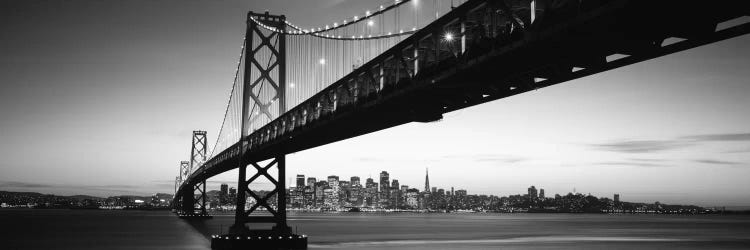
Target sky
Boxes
[0,0,749,207]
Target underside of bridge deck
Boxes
[173,0,749,248]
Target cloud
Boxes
[724,148,750,154]
[682,133,750,142]
[590,132,750,154]
[475,156,527,164]
[694,159,742,165]
[440,154,529,164]
[629,158,667,162]
[596,161,671,168]
[590,140,690,153]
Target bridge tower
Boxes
[173,161,190,212]
[213,11,306,250]
[180,131,209,217]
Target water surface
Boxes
[1,209,748,249]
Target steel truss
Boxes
[231,11,290,235]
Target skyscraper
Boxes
[614,194,620,204]
[350,176,361,187]
[220,183,228,195]
[539,189,545,199]
[528,186,538,200]
[296,175,305,190]
[424,168,430,193]
[327,176,339,188]
[379,171,390,207]
[220,183,229,205]
[306,177,316,188]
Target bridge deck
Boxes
[179,0,749,190]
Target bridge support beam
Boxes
[213,153,305,249]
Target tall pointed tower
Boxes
[424,168,430,193]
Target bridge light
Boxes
[366,10,371,16]
[319,58,326,65]
[289,82,295,88]
[367,20,374,27]
[444,32,454,41]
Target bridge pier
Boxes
[212,154,306,249]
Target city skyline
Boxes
[0,0,749,208]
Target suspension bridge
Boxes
[170,0,749,249]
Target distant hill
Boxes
[0,190,159,201]
[67,195,105,200]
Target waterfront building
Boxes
[327,175,339,187]
[296,175,305,190]
[379,171,390,208]
[307,177,316,188]
[350,176,360,186]
[456,189,467,196]
[614,193,620,205]
[323,188,338,208]
[528,186,538,201]
[406,188,420,209]
[539,189,545,199]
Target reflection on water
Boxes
[1,210,749,249]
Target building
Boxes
[327,176,339,188]
[339,180,350,203]
[220,183,229,205]
[424,168,430,193]
[614,194,620,205]
[350,176,360,187]
[528,186,538,201]
[406,188,420,209]
[539,189,545,199]
[221,183,228,194]
[306,177,316,188]
[323,188,338,208]
[365,178,378,206]
[296,175,305,190]
[304,186,315,207]
[455,189,467,197]
[379,171,390,207]
[315,181,328,207]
